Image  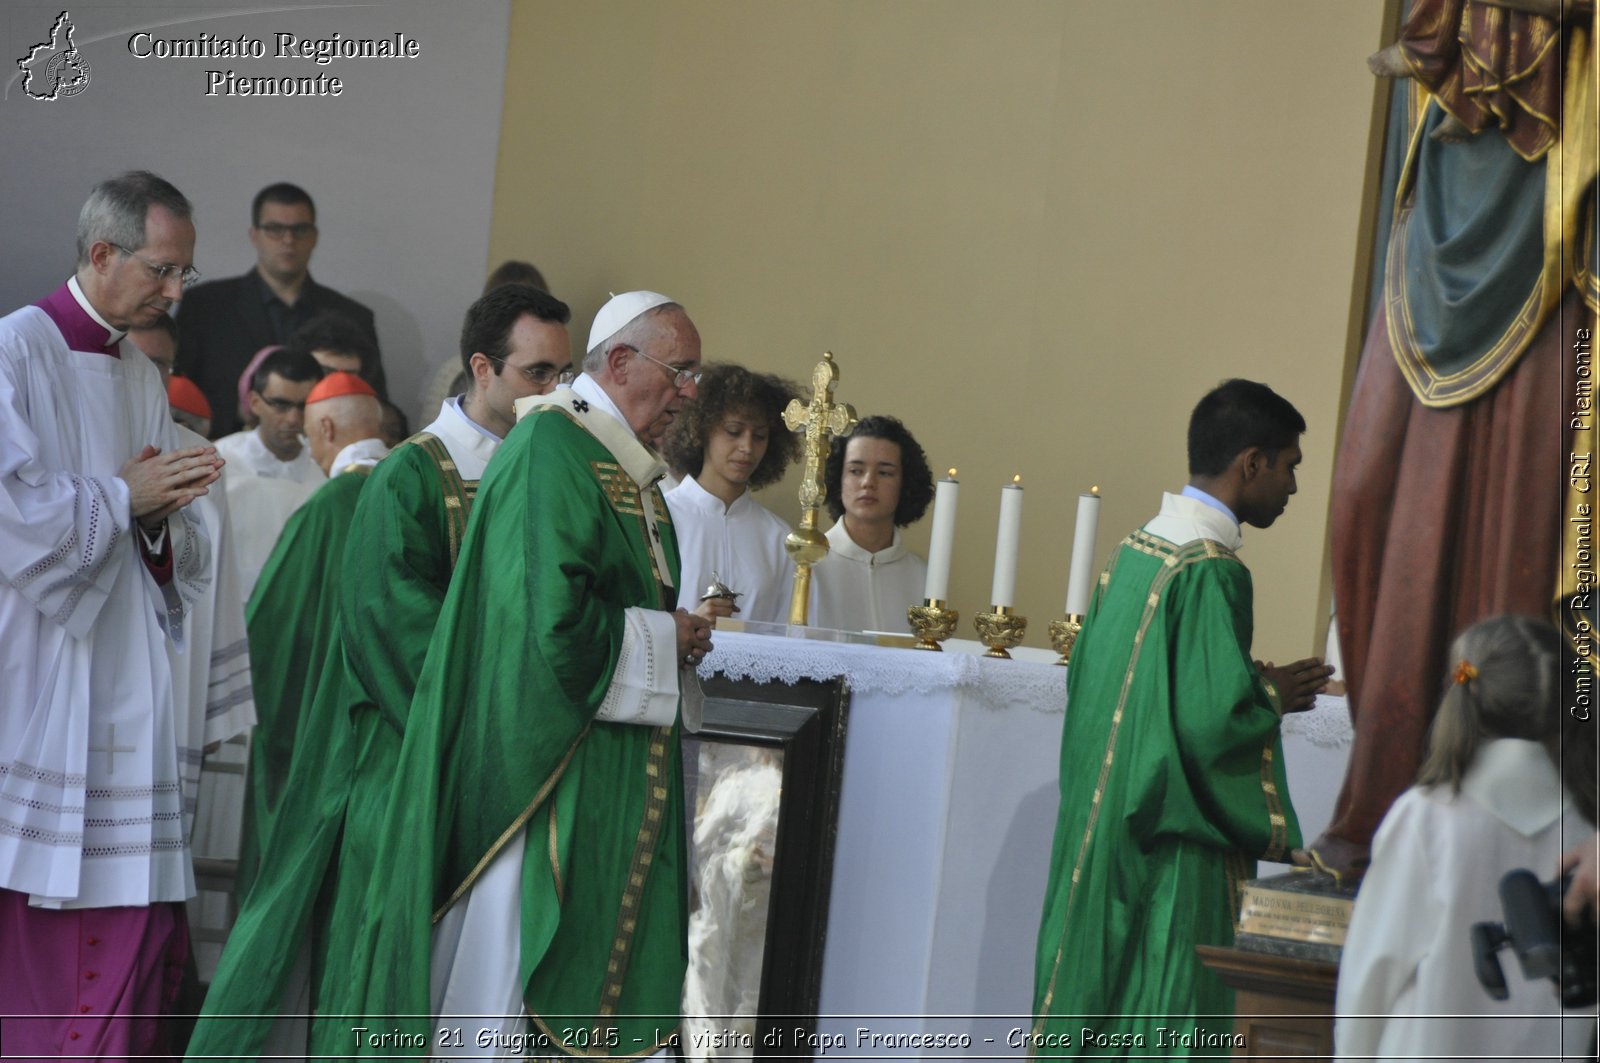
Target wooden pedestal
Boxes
[1196,944,1337,1059]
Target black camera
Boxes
[1471,869,1597,1008]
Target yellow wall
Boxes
[493,0,1386,661]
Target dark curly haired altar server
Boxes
[811,414,934,633]
[663,363,800,625]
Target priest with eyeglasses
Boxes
[0,170,230,1061]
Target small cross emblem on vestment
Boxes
[89,724,136,774]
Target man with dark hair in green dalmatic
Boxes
[1031,379,1333,1057]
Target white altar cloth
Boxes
[700,632,1352,1057]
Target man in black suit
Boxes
[176,182,384,436]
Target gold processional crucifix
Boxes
[782,352,857,625]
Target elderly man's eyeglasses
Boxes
[488,356,576,388]
[256,222,317,241]
[112,244,201,289]
[626,346,702,389]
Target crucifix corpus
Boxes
[782,352,858,625]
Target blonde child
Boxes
[1336,615,1596,1060]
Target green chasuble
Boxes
[311,433,474,1057]
[188,434,472,1062]
[1032,514,1299,1057]
[236,467,372,900]
[347,393,687,1060]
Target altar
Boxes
[700,629,1354,1058]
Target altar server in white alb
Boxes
[1334,615,1597,1061]
[0,171,229,1059]
[215,345,326,596]
[127,314,257,980]
[811,414,934,632]
[663,362,801,623]
[126,316,256,847]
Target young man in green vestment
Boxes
[1031,380,1333,1057]
[234,371,388,901]
[187,285,573,1061]
[342,291,713,1060]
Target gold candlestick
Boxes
[908,599,959,651]
[974,605,1027,659]
[1048,613,1084,666]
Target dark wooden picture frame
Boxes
[690,673,851,1059]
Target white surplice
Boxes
[215,428,325,599]
[665,475,794,624]
[1335,739,1595,1061]
[810,519,927,633]
[327,436,390,474]
[170,423,256,859]
[213,428,325,486]
[0,300,210,909]
[169,425,257,981]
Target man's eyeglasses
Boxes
[489,356,576,388]
[258,396,306,413]
[255,222,317,241]
[112,244,201,290]
[626,346,702,389]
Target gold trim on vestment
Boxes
[405,431,473,570]
[433,724,593,923]
[1224,851,1252,933]
[592,460,646,517]
[1035,535,1234,1026]
[548,801,564,907]
[1259,744,1289,861]
[597,728,674,1019]
[1259,674,1283,716]
[583,442,675,604]
[635,482,674,607]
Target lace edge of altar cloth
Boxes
[696,629,1065,714]
[1279,693,1353,750]
[695,629,1357,748]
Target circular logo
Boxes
[45,50,91,98]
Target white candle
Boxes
[990,475,1024,607]
[1064,486,1102,615]
[923,469,960,602]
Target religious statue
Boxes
[1313,0,1597,873]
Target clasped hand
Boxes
[120,445,224,530]
[1258,656,1335,713]
[675,608,714,667]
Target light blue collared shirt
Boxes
[1181,484,1239,529]
[448,394,502,443]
